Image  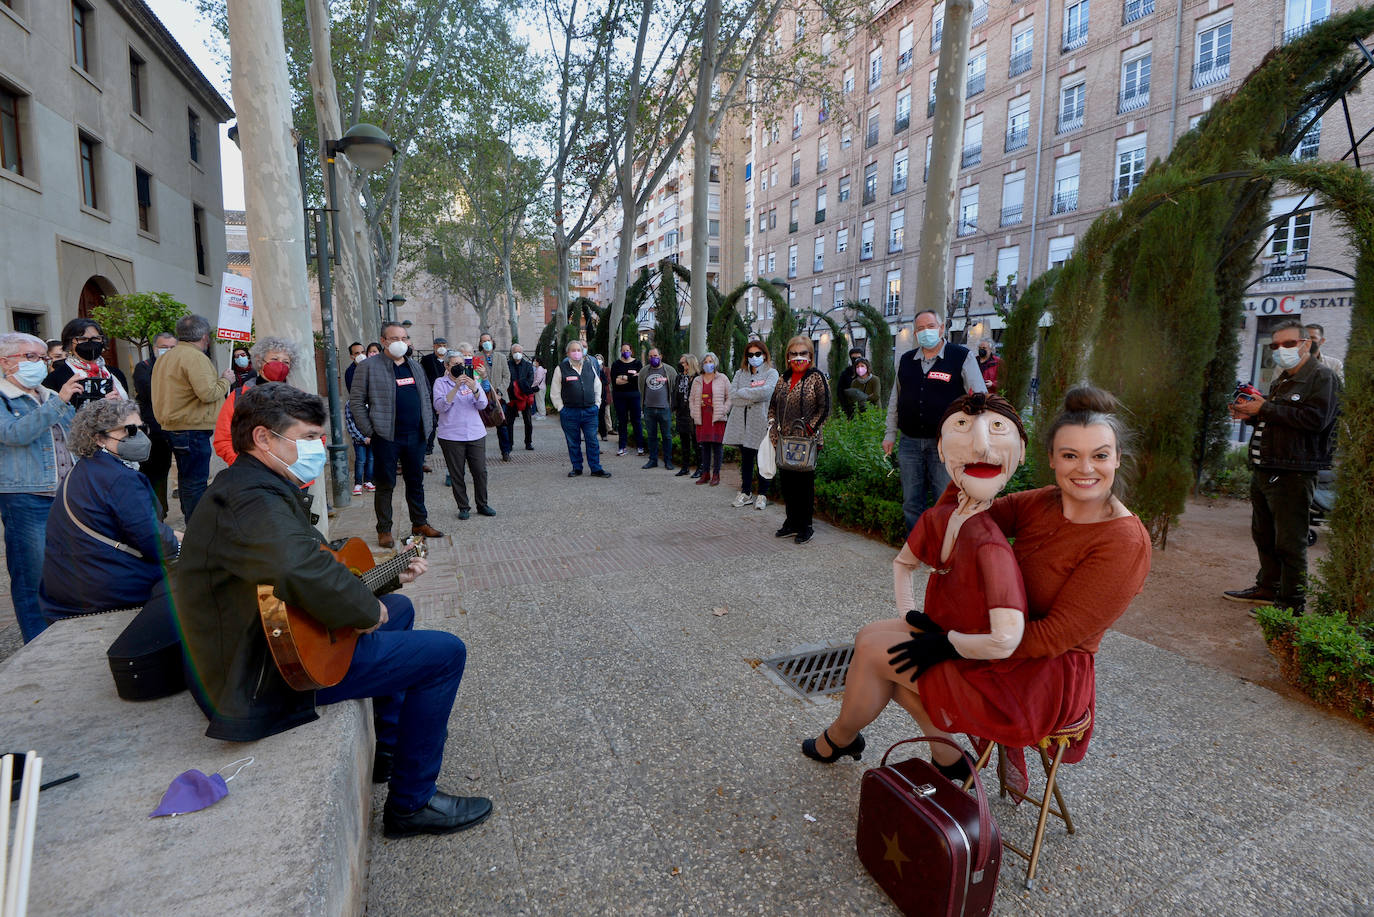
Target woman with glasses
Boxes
[723,340,778,509]
[0,332,81,642]
[39,398,179,622]
[689,351,732,486]
[213,337,299,465]
[768,336,831,544]
[230,345,257,391]
[672,354,700,477]
[43,317,129,407]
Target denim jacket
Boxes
[0,377,75,494]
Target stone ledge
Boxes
[0,611,371,917]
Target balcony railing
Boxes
[1118,88,1149,114]
[868,72,881,92]
[888,237,903,254]
[1009,49,1033,77]
[967,72,986,96]
[866,126,879,148]
[813,258,824,272]
[787,265,797,279]
[1296,122,1322,160]
[1111,176,1138,202]
[1057,110,1084,134]
[861,241,874,259]
[791,168,800,186]
[898,49,913,71]
[931,21,943,52]
[961,144,982,168]
[862,185,876,205]
[1261,251,1308,282]
[789,220,798,233]
[1062,24,1088,52]
[895,113,911,133]
[1000,204,1024,226]
[957,216,978,236]
[892,175,908,195]
[971,1,988,26]
[1122,0,1153,25]
[927,97,937,118]
[1005,126,1028,151]
[1283,16,1326,43]
[1050,189,1079,214]
[815,208,826,223]
[1191,58,1230,89]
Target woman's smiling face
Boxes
[1049,422,1121,507]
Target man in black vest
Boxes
[548,339,611,478]
[882,309,986,531]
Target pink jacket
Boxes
[689,372,732,426]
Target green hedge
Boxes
[1255,605,1374,720]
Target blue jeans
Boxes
[316,594,466,811]
[353,442,374,485]
[494,401,513,456]
[0,492,53,642]
[559,405,602,472]
[898,435,950,533]
[371,430,428,533]
[166,429,212,521]
[643,406,673,464]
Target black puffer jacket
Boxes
[173,455,380,742]
[1248,355,1339,472]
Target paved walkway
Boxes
[1,414,1369,914]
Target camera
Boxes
[1233,382,1262,404]
[70,376,112,411]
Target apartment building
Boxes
[747,0,1362,383]
[584,131,750,331]
[0,0,232,369]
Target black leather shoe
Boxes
[689,469,701,479]
[642,461,658,469]
[501,453,511,462]
[802,728,865,763]
[568,469,583,477]
[458,510,471,520]
[477,505,496,517]
[382,792,493,838]
[590,469,612,478]
[674,466,690,477]
[1223,585,1277,603]
[525,444,534,450]
[372,747,394,784]
[794,528,815,545]
[775,526,798,538]
[934,754,972,784]
[664,462,675,470]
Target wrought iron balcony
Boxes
[972,2,988,26]
[1009,49,1032,77]
[1057,110,1084,134]
[1191,58,1230,89]
[1118,89,1149,114]
[1122,0,1154,25]
[898,49,913,72]
[1283,16,1326,44]
[1005,127,1029,152]
[967,72,986,96]
[1062,25,1088,52]
[1261,251,1307,282]
[961,144,982,168]
[1050,189,1079,214]
[894,113,910,134]
[1000,204,1024,226]
[957,216,978,236]
[931,22,943,52]
[927,97,937,118]
[1111,177,1137,202]
[891,175,908,195]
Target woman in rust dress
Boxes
[802,387,1151,781]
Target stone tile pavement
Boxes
[2,411,1371,915]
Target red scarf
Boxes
[69,356,110,380]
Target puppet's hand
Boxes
[905,610,944,634]
[888,631,960,681]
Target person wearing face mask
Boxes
[151,314,236,523]
[883,309,987,533]
[479,333,514,461]
[418,338,449,460]
[230,346,257,391]
[345,341,380,393]
[45,340,65,367]
[1225,319,1340,615]
[548,340,610,478]
[1304,322,1344,384]
[671,354,700,477]
[212,337,299,466]
[132,331,179,520]
[976,338,1001,393]
[174,382,491,838]
[350,323,444,548]
[0,332,81,642]
[610,344,646,458]
[844,357,881,415]
[637,347,677,469]
[689,352,731,486]
[723,341,776,506]
[835,347,867,419]
[768,336,832,544]
[44,317,131,408]
[433,352,495,519]
[38,398,179,621]
[505,343,537,452]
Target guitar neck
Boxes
[359,547,418,596]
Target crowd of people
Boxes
[0,305,1344,849]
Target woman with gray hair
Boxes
[213,336,300,465]
[39,398,179,621]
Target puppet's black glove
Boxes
[905,610,944,634]
[888,631,960,682]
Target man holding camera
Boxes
[1224,319,1339,615]
[152,314,235,522]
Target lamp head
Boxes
[332,123,397,171]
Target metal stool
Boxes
[961,709,1093,889]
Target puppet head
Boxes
[937,393,1028,504]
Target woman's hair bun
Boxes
[1062,385,1119,415]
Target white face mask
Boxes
[511,351,524,361]
[435,347,448,358]
[156,347,171,358]
[353,353,367,364]
[1272,345,1303,370]
[481,341,493,351]
[386,340,409,359]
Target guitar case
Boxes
[106,580,186,701]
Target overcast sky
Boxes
[143,0,244,209]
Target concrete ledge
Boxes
[0,611,372,917]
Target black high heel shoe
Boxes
[933,754,972,783]
[802,728,865,763]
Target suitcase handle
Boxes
[879,736,995,877]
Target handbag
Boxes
[774,375,820,472]
[477,387,507,428]
[757,428,777,479]
[856,736,1002,917]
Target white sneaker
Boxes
[754,495,767,510]
[352,484,363,496]
[731,492,753,508]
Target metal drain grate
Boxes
[761,643,854,701]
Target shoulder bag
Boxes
[774,377,820,472]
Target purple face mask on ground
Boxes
[149,757,252,818]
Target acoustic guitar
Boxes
[258,537,427,691]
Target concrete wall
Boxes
[0,0,230,372]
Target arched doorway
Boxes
[76,276,118,365]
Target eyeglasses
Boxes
[79,337,106,345]
[107,423,150,439]
[7,352,46,363]
[1268,339,1308,350]
[746,352,764,358]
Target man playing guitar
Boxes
[174,383,491,837]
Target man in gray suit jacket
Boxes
[349,322,444,547]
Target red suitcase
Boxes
[856,737,1002,917]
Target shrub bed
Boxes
[1254,605,1374,722]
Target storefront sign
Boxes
[1243,292,1353,314]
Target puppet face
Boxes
[938,410,1025,503]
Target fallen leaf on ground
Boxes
[712,605,729,616]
